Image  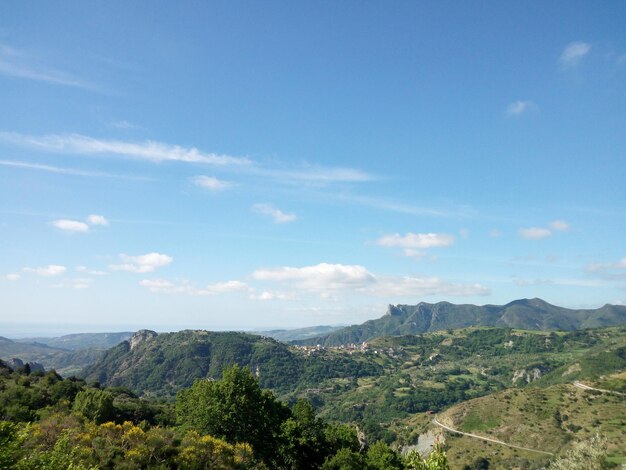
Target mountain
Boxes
[15,332,133,350]
[81,329,382,397]
[0,335,107,377]
[294,298,626,346]
[252,325,346,342]
[0,335,68,361]
[1,332,133,376]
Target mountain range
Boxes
[294,298,626,346]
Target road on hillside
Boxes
[573,381,626,396]
[432,418,554,456]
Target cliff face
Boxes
[129,330,158,350]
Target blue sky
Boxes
[1,2,625,335]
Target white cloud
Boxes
[559,41,591,68]
[377,232,455,249]
[0,133,374,186]
[586,257,626,273]
[519,220,570,240]
[252,203,297,223]
[489,229,503,238]
[0,159,151,180]
[251,262,488,298]
[192,175,232,191]
[0,132,250,166]
[0,43,97,90]
[139,278,250,295]
[519,227,552,240]
[139,279,178,293]
[52,219,90,233]
[252,263,376,290]
[366,276,490,297]
[200,280,250,295]
[549,220,570,232]
[87,214,109,226]
[23,265,67,277]
[75,266,107,276]
[110,252,173,273]
[5,273,20,281]
[251,166,374,184]
[506,100,534,116]
[250,290,296,301]
[109,120,142,130]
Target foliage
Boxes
[73,388,115,424]
[176,364,288,465]
[547,433,609,470]
[404,443,450,470]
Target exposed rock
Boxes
[402,430,439,457]
[4,358,45,373]
[6,357,23,370]
[129,330,158,350]
[512,367,543,384]
[562,363,581,377]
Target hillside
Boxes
[252,324,345,342]
[295,298,626,346]
[430,378,626,468]
[81,325,626,447]
[292,327,626,431]
[15,331,132,350]
[81,329,382,397]
[0,335,111,377]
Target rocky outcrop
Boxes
[129,330,158,350]
[512,367,543,384]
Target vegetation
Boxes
[0,359,452,469]
[2,320,626,468]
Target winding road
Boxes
[573,381,626,396]
[432,381,624,456]
[431,418,555,456]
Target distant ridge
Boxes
[293,298,626,346]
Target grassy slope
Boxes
[434,378,626,468]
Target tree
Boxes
[73,388,115,424]
[322,447,366,469]
[176,365,288,465]
[279,399,328,469]
[366,441,404,470]
[404,442,450,470]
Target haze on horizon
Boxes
[1,2,625,335]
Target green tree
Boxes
[365,441,404,470]
[176,365,288,465]
[322,447,366,469]
[73,388,115,424]
[0,421,24,468]
[404,442,450,470]
[279,399,328,469]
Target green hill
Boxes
[296,298,626,346]
[431,378,626,468]
[80,329,382,397]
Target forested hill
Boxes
[80,329,381,397]
[294,298,626,346]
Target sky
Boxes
[1,2,625,336]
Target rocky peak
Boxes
[130,329,158,350]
